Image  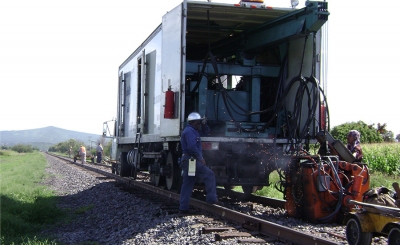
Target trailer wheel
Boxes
[388,227,400,245]
[165,152,179,191]
[346,217,372,245]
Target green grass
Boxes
[252,171,285,199]
[0,150,64,245]
[363,143,400,175]
[369,171,399,189]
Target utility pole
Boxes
[88,136,92,151]
[89,140,97,151]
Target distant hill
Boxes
[0,126,102,151]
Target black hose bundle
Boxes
[193,11,331,152]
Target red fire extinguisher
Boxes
[164,86,174,119]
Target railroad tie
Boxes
[215,231,252,241]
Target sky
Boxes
[1,0,399,136]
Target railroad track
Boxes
[46,152,343,245]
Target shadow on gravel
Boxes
[1,194,64,244]
[39,181,185,245]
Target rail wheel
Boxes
[388,227,400,245]
[242,185,257,198]
[153,174,164,186]
[165,151,179,191]
[127,149,138,179]
[120,152,130,177]
[346,217,372,245]
[148,153,166,186]
[152,160,164,187]
[111,162,118,174]
[130,165,137,180]
[114,162,121,175]
[223,185,234,195]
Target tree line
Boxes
[1,144,39,153]
[3,120,396,156]
[330,121,398,143]
[48,138,111,156]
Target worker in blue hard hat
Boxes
[179,112,222,214]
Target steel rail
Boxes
[47,153,339,245]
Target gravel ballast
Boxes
[41,154,388,245]
[41,154,249,245]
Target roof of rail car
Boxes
[119,1,296,69]
[186,1,295,45]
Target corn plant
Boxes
[363,143,400,175]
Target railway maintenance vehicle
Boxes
[102,0,371,223]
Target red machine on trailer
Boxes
[285,131,370,223]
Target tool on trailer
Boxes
[392,182,400,208]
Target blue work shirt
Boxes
[180,124,204,161]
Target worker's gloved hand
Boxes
[202,117,207,124]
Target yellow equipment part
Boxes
[345,200,400,245]
[351,212,400,233]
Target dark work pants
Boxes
[179,158,217,211]
[97,152,102,163]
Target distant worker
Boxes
[68,146,72,158]
[179,112,222,214]
[347,130,363,162]
[96,143,103,163]
[79,145,86,164]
